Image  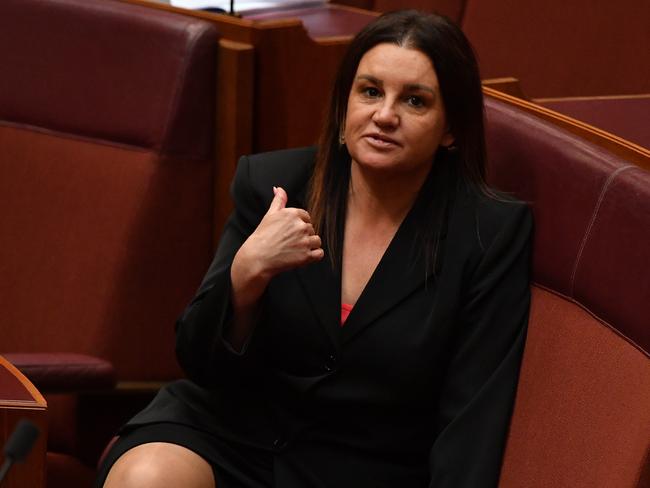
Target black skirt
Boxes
[94,422,274,488]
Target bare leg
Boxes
[103,442,215,488]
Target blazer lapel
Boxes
[341,206,431,344]
[295,235,343,351]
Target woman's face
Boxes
[344,43,454,177]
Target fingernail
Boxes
[273,186,277,195]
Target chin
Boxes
[353,157,398,173]
[350,149,400,170]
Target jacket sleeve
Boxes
[175,155,266,387]
[429,202,533,487]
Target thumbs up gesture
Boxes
[230,186,324,308]
[255,186,324,272]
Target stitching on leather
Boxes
[569,165,634,296]
[0,120,153,153]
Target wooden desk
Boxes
[0,356,47,488]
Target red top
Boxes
[341,303,353,325]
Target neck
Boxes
[347,161,430,225]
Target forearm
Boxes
[226,247,271,351]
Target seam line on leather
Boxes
[569,164,634,297]
[532,282,649,358]
[159,21,203,154]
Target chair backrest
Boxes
[463,1,650,97]
[0,0,219,382]
[484,94,650,487]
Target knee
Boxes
[103,443,214,488]
[104,452,168,488]
[111,459,166,487]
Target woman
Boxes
[98,10,532,488]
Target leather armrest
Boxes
[2,353,116,393]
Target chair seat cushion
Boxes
[3,353,116,392]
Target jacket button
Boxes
[273,437,288,450]
[324,354,337,372]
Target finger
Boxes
[296,221,315,236]
[289,208,312,223]
[308,234,322,249]
[308,248,325,261]
[267,186,287,213]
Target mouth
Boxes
[363,133,399,148]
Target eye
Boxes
[406,95,425,108]
[362,86,381,98]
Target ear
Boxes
[339,120,347,146]
[440,130,455,149]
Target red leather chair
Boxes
[483,92,650,487]
[0,0,219,485]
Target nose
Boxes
[372,99,398,128]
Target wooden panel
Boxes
[463,1,650,98]
[116,0,262,43]
[214,39,254,237]
[0,356,47,488]
[482,77,528,99]
[372,0,465,22]
[247,24,350,151]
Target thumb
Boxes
[267,186,287,213]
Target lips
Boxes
[363,132,400,148]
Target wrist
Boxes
[231,246,271,309]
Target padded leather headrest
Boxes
[0,0,218,158]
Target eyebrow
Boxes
[355,75,437,96]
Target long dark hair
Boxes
[308,10,489,272]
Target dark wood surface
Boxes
[536,95,650,151]
[483,87,650,171]
[0,355,47,488]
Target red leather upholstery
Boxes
[501,286,650,487]
[484,95,650,487]
[0,0,218,382]
[485,96,649,351]
[0,0,216,157]
[2,353,116,392]
[0,0,220,485]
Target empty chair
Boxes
[0,0,220,485]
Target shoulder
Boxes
[229,146,316,227]
[451,184,533,256]
[473,190,532,253]
[238,147,316,202]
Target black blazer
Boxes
[129,146,533,487]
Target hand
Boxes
[231,186,324,308]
